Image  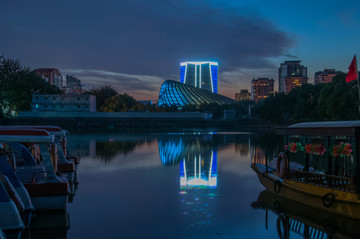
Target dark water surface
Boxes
[62,132,301,239]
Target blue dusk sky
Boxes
[1,0,360,100]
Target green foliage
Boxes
[0,56,61,117]
[100,93,137,112]
[87,85,118,110]
[255,72,360,124]
[255,92,292,124]
[317,73,358,120]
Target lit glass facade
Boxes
[158,80,235,108]
[180,61,218,93]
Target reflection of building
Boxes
[158,138,185,165]
[279,61,308,94]
[34,68,63,89]
[251,78,274,102]
[180,150,217,188]
[235,90,251,101]
[314,69,337,84]
[158,80,235,108]
[252,147,266,165]
[235,144,249,156]
[158,135,219,187]
[31,94,96,112]
[180,61,218,93]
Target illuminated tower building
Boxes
[180,61,218,93]
[279,61,308,94]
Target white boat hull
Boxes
[0,200,24,232]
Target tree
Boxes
[0,56,61,117]
[99,93,137,112]
[317,73,359,120]
[87,85,118,110]
[287,83,325,121]
[254,92,292,124]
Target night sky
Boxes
[1,0,360,100]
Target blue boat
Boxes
[0,175,24,239]
[0,129,69,211]
[0,153,34,227]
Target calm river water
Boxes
[59,132,302,239]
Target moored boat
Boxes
[0,178,24,239]
[0,129,69,211]
[252,190,360,239]
[0,154,34,227]
[0,126,77,183]
[252,121,360,219]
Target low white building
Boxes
[31,94,96,112]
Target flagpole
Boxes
[358,70,360,113]
[354,54,360,113]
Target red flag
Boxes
[345,55,358,83]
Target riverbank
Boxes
[1,114,272,133]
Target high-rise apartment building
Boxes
[235,90,251,101]
[34,68,63,89]
[180,61,218,93]
[279,61,308,93]
[64,75,86,94]
[284,77,308,94]
[251,78,274,102]
[314,69,337,84]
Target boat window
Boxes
[6,143,37,166]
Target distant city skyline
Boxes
[1,0,359,100]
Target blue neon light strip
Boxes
[211,65,218,94]
[211,150,217,177]
[180,66,185,84]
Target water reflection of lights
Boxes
[158,138,185,165]
[180,151,217,188]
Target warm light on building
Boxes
[284,77,308,94]
[235,89,251,101]
[279,61,308,93]
[251,78,274,102]
[314,69,337,84]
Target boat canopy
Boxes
[0,129,54,143]
[0,126,67,137]
[277,121,360,137]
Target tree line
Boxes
[254,73,360,124]
[1,56,359,124]
[0,56,61,118]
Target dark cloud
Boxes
[1,0,294,72]
[0,0,294,99]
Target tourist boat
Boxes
[252,190,360,239]
[0,129,69,210]
[0,153,34,227]
[0,178,24,239]
[251,121,360,219]
[0,126,77,183]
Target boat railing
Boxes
[287,169,354,192]
[287,216,328,239]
